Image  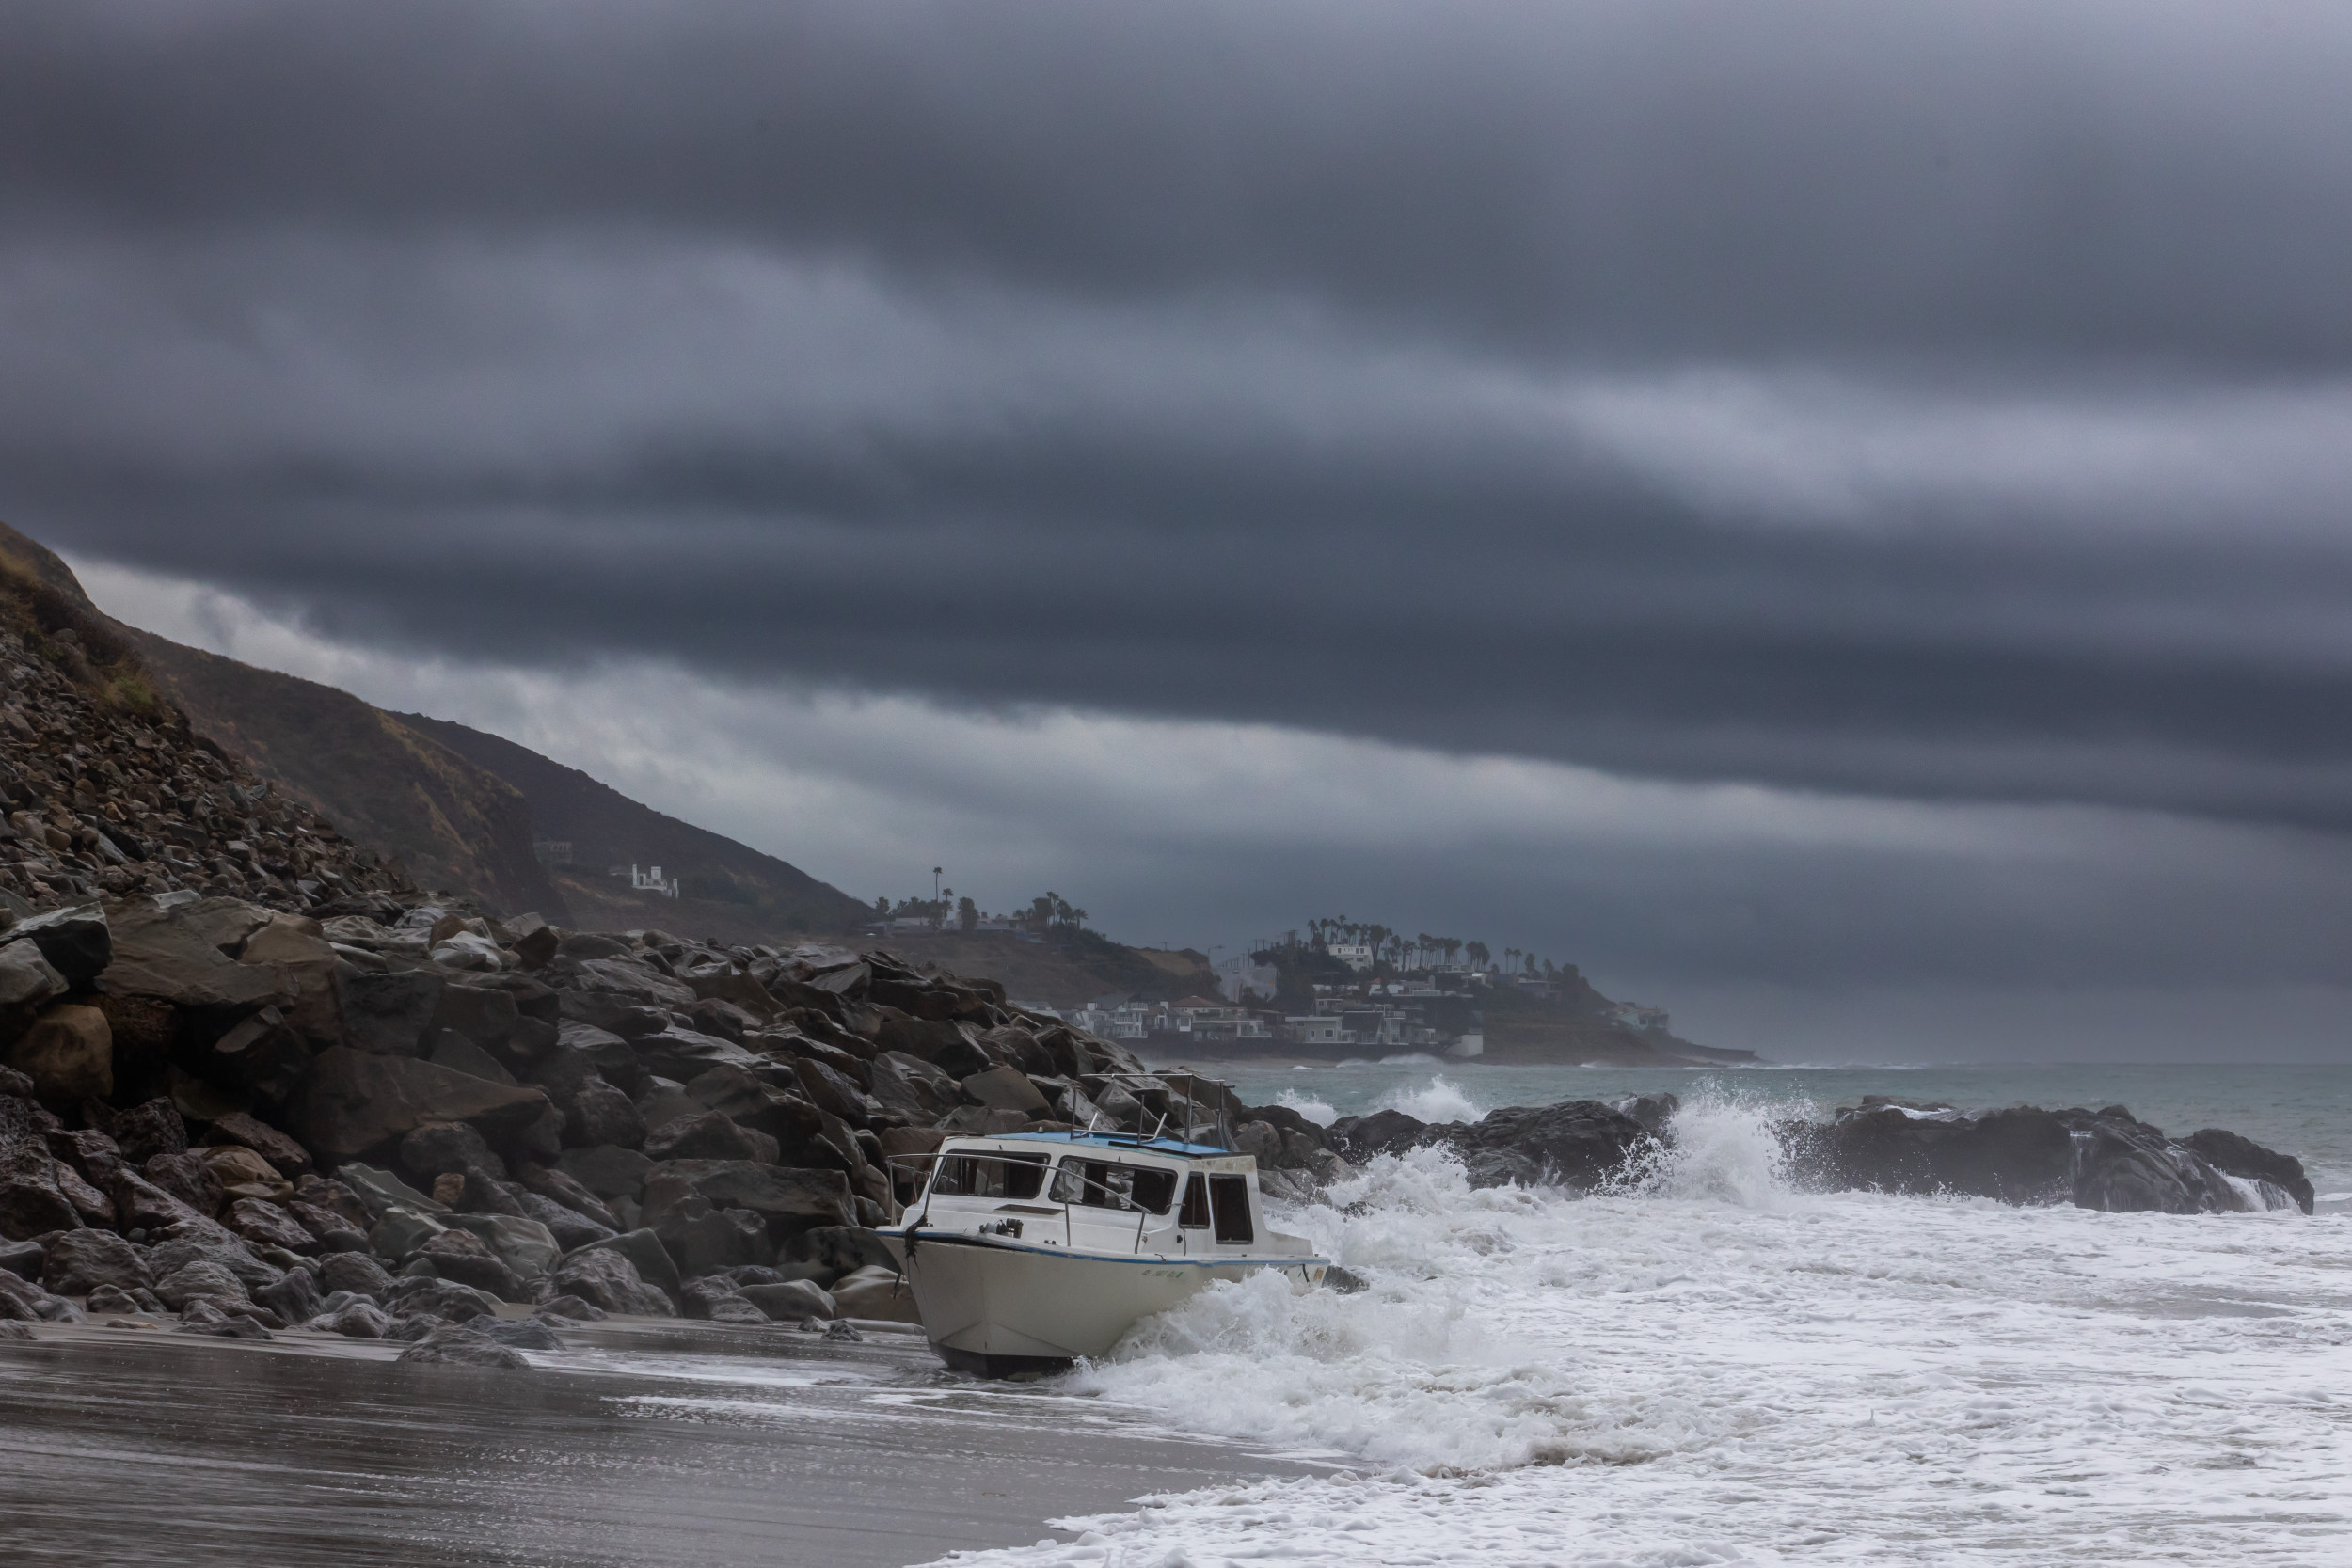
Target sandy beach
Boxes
[0,1315,1335,1567]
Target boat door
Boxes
[1176,1171,1212,1252]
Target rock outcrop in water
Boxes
[1788,1098,2314,1215]
[1332,1096,1675,1190]
[1333,1091,2313,1216]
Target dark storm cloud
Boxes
[8,0,2352,836]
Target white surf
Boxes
[925,1095,2352,1565]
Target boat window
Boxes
[930,1151,1047,1200]
[1177,1173,1211,1228]
[1209,1175,1254,1244]
[1049,1159,1179,1214]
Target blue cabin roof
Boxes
[992,1130,1233,1158]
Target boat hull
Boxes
[886,1231,1318,1372]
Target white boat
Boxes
[876,1096,1331,1376]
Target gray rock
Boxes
[400,1121,502,1182]
[153,1259,250,1310]
[428,1032,516,1086]
[42,1229,152,1295]
[432,983,518,1054]
[369,1205,449,1261]
[384,1275,504,1322]
[566,1227,680,1294]
[310,1298,392,1338]
[6,902,111,988]
[331,1163,449,1221]
[255,1265,322,1324]
[657,1160,857,1227]
[104,1100,190,1164]
[555,1145,653,1200]
[738,1279,836,1323]
[631,1026,758,1084]
[0,1236,48,1282]
[87,1282,145,1315]
[338,969,445,1056]
[562,1079,646,1149]
[516,1190,616,1251]
[532,1294,608,1323]
[0,940,67,1013]
[316,1251,394,1300]
[0,1320,33,1340]
[548,1246,674,1318]
[417,1231,529,1302]
[440,1212,563,1280]
[395,1323,532,1369]
[458,1312,564,1349]
[150,1228,284,1290]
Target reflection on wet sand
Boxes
[0,1318,1332,1567]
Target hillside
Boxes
[393,713,872,941]
[878,929,1220,1008]
[0,522,1221,1002]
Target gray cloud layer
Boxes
[8,2,2352,1030]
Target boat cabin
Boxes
[898,1132,1294,1260]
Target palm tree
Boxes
[1466,941,1489,970]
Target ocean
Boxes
[928,1061,2352,1566]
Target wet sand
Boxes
[0,1317,1334,1567]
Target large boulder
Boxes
[336,971,446,1057]
[7,903,111,988]
[516,1164,623,1230]
[228,1197,318,1254]
[96,900,285,1011]
[2067,1111,2249,1214]
[291,1048,550,1163]
[41,1229,151,1295]
[739,1278,835,1322]
[632,1027,758,1084]
[548,1244,675,1317]
[644,1110,771,1164]
[1792,1103,2076,1203]
[829,1264,919,1323]
[399,1121,502,1181]
[564,957,697,1011]
[960,1065,1049,1117]
[205,1007,311,1103]
[0,942,67,1016]
[417,1230,530,1301]
[567,1227,681,1295]
[197,1111,312,1179]
[318,1251,395,1300]
[443,1213,563,1280]
[105,1099,189,1164]
[517,1191,615,1250]
[144,1149,226,1214]
[2185,1128,2315,1214]
[9,1005,113,1101]
[153,1259,251,1310]
[395,1323,532,1369]
[560,1079,645,1150]
[554,1144,653,1200]
[656,1160,857,1228]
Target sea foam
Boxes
[929,1097,2352,1565]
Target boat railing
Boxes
[1084,1070,1235,1151]
[887,1148,1189,1254]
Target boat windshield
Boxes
[1049,1158,1179,1214]
[930,1150,1049,1200]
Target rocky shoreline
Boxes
[1331,1092,2315,1214]
[0,893,1348,1356]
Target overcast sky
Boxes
[11,1,2352,1060]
